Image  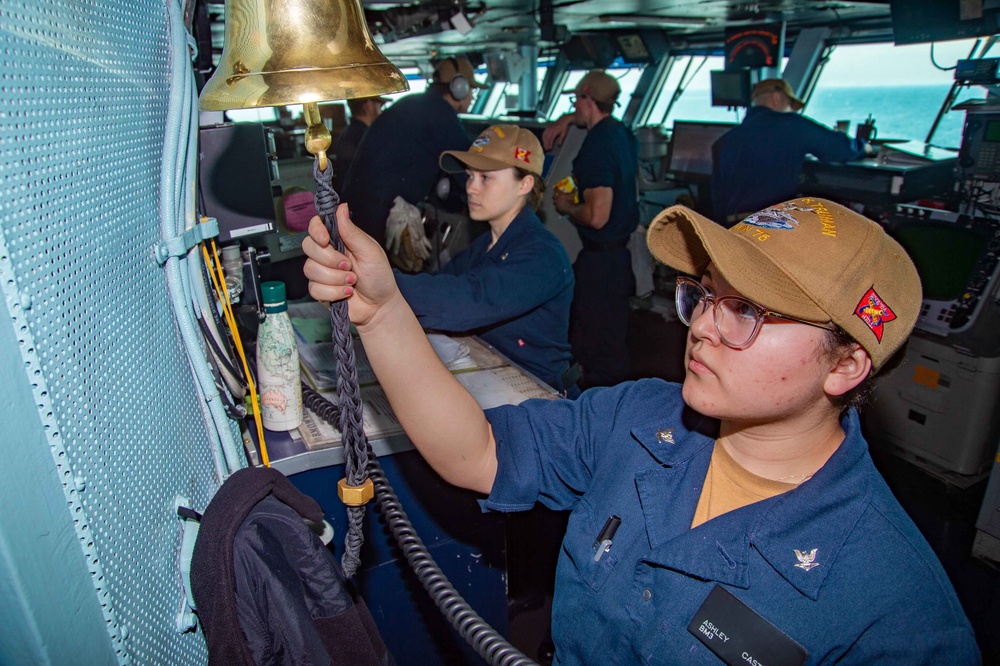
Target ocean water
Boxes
[667,84,982,149]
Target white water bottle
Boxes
[256,281,303,431]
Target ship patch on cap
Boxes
[514,146,531,164]
[742,201,814,230]
[471,135,491,152]
[855,287,897,343]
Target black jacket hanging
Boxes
[191,466,392,666]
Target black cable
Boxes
[195,311,246,389]
[301,385,536,666]
[930,42,958,71]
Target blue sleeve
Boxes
[396,241,573,332]
[842,626,980,665]
[797,116,867,163]
[484,383,648,512]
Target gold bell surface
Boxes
[338,477,374,506]
[200,0,408,110]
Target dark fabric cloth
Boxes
[333,119,368,194]
[566,116,639,388]
[482,380,981,664]
[395,206,574,390]
[190,467,392,666]
[711,106,868,223]
[571,116,640,246]
[569,246,634,387]
[341,90,472,246]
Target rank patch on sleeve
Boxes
[854,287,896,342]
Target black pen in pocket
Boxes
[593,515,621,562]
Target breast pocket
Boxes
[561,501,622,593]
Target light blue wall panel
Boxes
[0,1,228,663]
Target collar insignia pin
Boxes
[500,252,509,261]
[794,548,820,571]
[655,428,674,444]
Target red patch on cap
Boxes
[854,287,896,342]
[514,147,531,163]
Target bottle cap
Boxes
[221,244,242,262]
[260,281,286,306]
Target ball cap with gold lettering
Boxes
[646,197,922,372]
[440,124,544,177]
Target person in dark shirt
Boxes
[393,124,575,393]
[301,196,980,665]
[341,57,486,247]
[547,70,640,388]
[332,95,385,193]
[711,78,871,226]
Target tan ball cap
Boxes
[440,124,544,177]
[646,197,922,372]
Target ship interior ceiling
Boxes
[7,0,1000,663]
[203,0,901,63]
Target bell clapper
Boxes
[302,101,331,172]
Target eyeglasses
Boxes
[674,276,837,349]
[569,93,588,105]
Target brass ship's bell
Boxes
[199,0,409,111]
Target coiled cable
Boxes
[302,384,537,666]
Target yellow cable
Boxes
[202,238,270,467]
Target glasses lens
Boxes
[716,297,762,348]
[675,279,705,325]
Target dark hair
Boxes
[822,326,908,416]
[516,168,545,210]
[593,98,614,114]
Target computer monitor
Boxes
[667,121,737,179]
[711,70,752,108]
[891,222,989,302]
[888,213,1000,338]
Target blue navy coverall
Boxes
[342,90,472,246]
[396,207,574,391]
[484,380,980,665]
[568,116,639,388]
[711,106,868,224]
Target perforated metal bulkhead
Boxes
[1,1,226,663]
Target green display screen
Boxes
[986,120,1000,142]
[891,223,988,301]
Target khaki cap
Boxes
[646,197,921,372]
[434,56,489,89]
[575,70,621,106]
[440,124,544,177]
[752,78,805,110]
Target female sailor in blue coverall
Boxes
[393,124,575,394]
[302,196,979,664]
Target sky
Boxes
[820,39,987,87]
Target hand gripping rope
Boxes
[313,160,373,578]
[309,163,535,665]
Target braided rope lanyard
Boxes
[313,159,373,578]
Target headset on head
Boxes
[439,57,470,101]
